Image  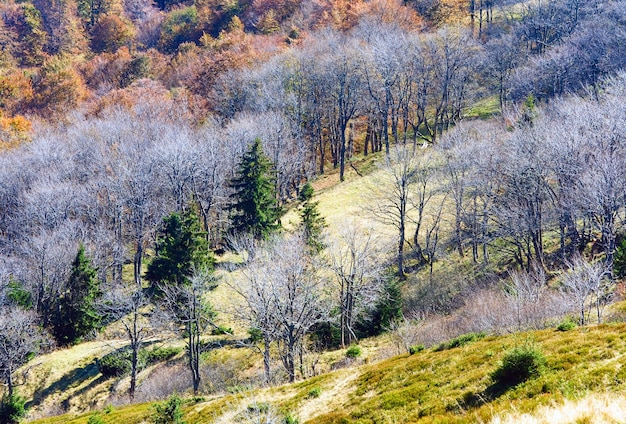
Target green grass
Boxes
[28,322,626,424]
[465,95,501,120]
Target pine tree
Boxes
[52,244,101,345]
[146,207,214,292]
[229,138,283,239]
[298,182,327,253]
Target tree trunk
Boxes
[263,334,271,385]
[134,243,143,288]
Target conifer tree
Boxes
[146,206,214,292]
[52,244,101,345]
[229,138,283,239]
[298,182,327,253]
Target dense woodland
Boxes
[1,0,626,420]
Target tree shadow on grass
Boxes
[27,360,105,410]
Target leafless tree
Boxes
[0,307,49,396]
[504,264,547,331]
[562,255,611,325]
[157,267,218,395]
[235,233,329,383]
[328,223,386,347]
[366,144,429,277]
[100,283,152,401]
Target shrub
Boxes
[491,345,547,388]
[557,318,577,332]
[284,414,299,424]
[435,332,485,351]
[145,346,181,365]
[346,345,362,358]
[87,412,105,424]
[99,346,181,378]
[409,344,425,355]
[0,393,26,424]
[306,387,321,399]
[151,394,185,424]
[211,325,232,335]
[98,350,133,377]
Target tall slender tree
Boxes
[52,244,102,345]
[229,138,282,239]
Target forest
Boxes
[1,0,626,422]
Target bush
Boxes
[99,346,182,378]
[491,345,547,388]
[435,332,485,351]
[557,318,576,332]
[409,344,425,355]
[211,325,232,335]
[98,350,133,377]
[0,393,26,424]
[306,387,321,399]
[346,345,362,358]
[145,346,181,365]
[87,412,105,424]
[284,414,299,424]
[151,394,185,424]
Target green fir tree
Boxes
[298,182,327,252]
[52,244,102,345]
[146,207,214,292]
[229,138,283,239]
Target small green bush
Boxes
[346,345,362,358]
[211,325,233,335]
[247,401,270,414]
[0,393,26,424]
[409,344,425,355]
[284,414,299,424]
[87,412,105,424]
[491,345,547,388]
[98,350,133,377]
[436,332,485,351]
[307,387,321,399]
[145,346,181,364]
[151,394,185,424]
[557,318,576,332]
[99,346,182,378]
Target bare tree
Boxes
[504,264,547,331]
[229,236,278,385]
[236,233,329,383]
[157,267,218,395]
[562,256,611,325]
[0,307,49,396]
[328,223,386,347]
[366,144,428,277]
[100,283,152,401]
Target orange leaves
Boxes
[28,55,87,118]
[0,114,32,150]
[306,0,423,32]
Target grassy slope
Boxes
[29,322,626,423]
[22,152,626,423]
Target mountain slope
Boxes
[28,321,626,423]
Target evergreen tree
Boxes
[146,207,214,292]
[52,244,102,345]
[229,138,283,239]
[298,182,327,253]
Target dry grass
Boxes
[490,393,626,424]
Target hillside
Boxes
[10,153,626,423]
[1,0,626,423]
[27,321,626,423]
